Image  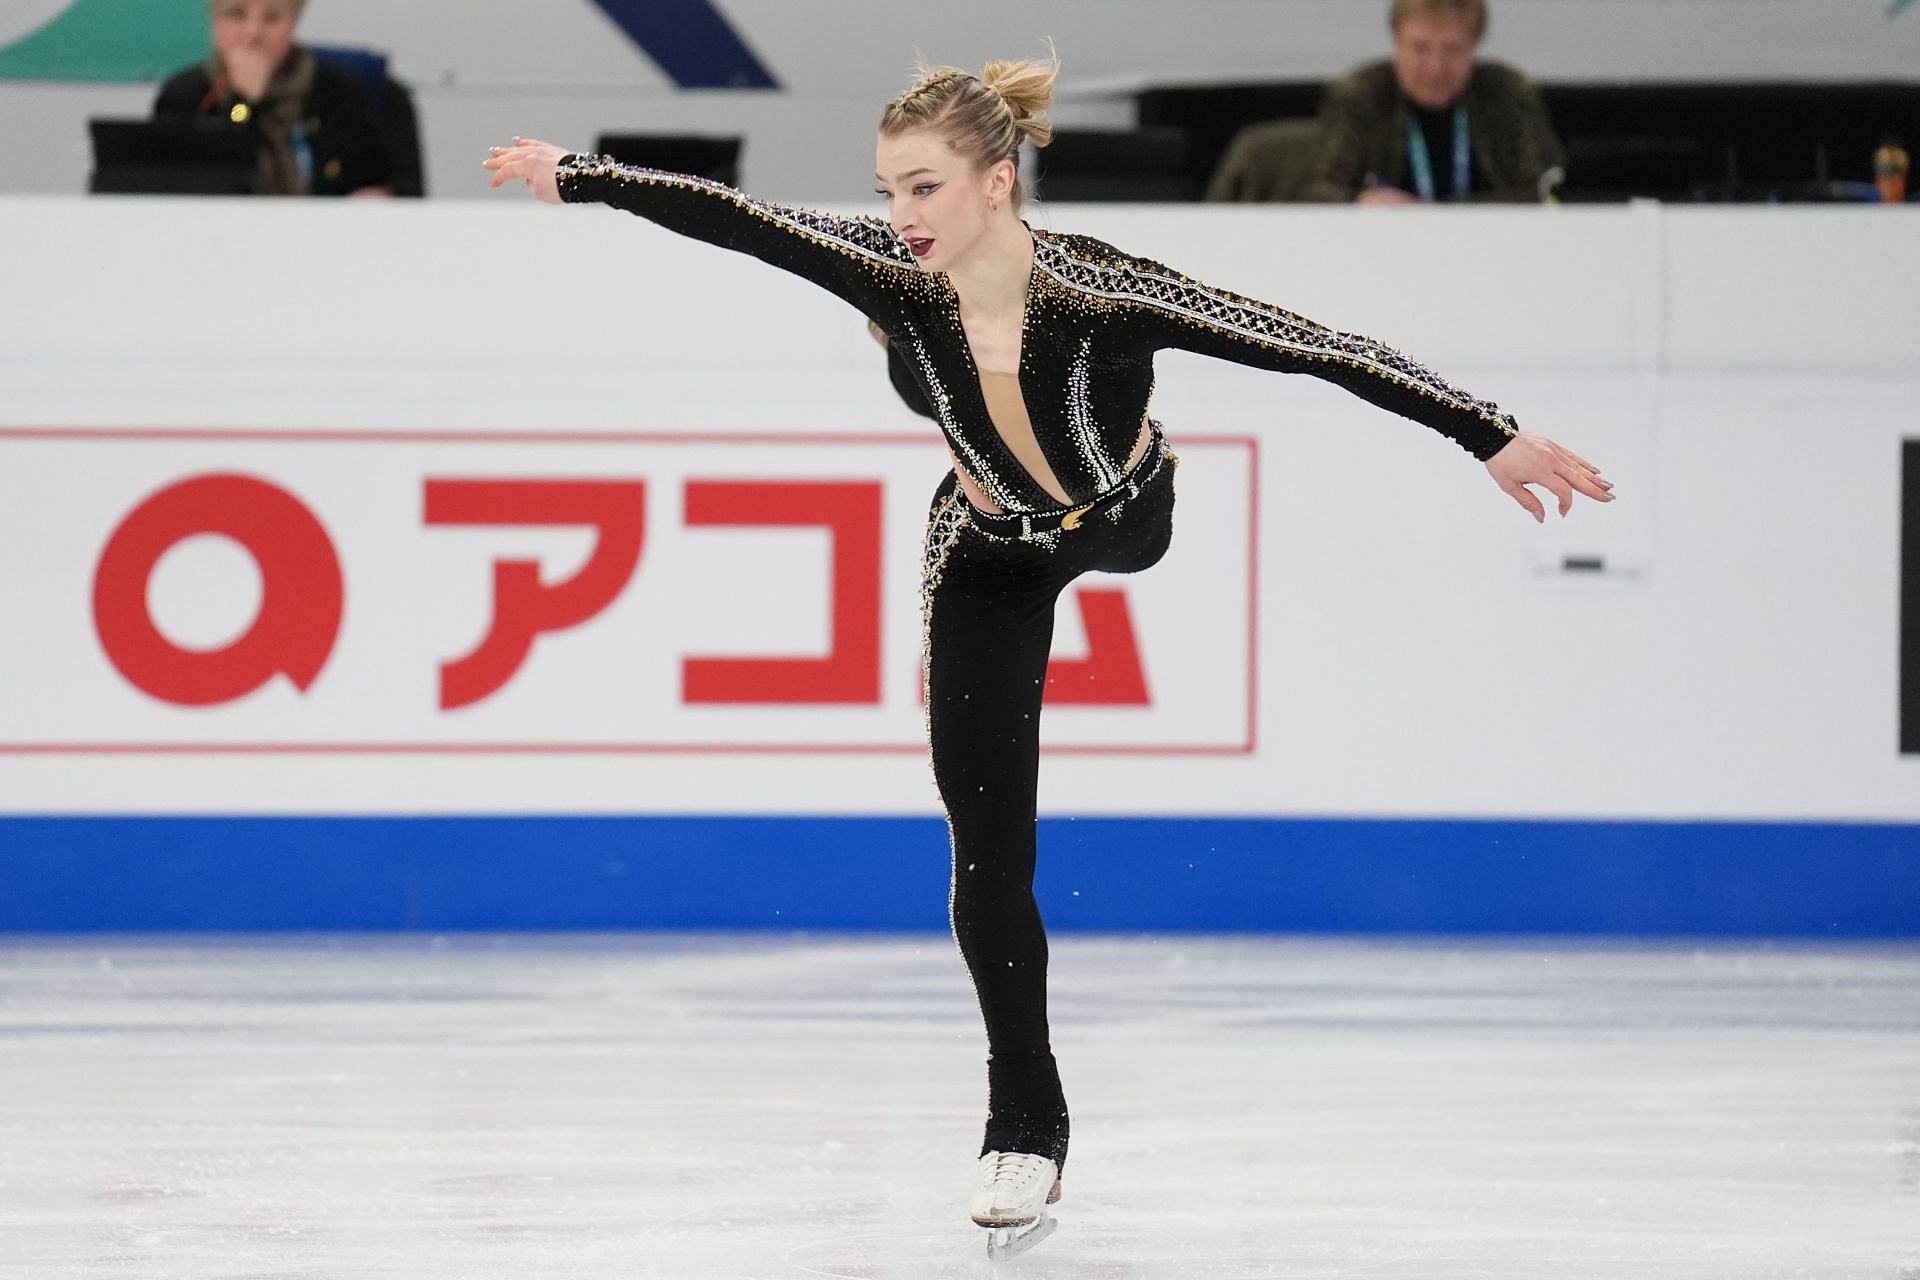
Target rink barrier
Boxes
[1,815,1914,935]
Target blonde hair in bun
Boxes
[980,55,1058,149]
[879,43,1060,212]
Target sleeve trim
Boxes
[1036,238,1514,437]
[557,156,918,275]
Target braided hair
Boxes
[879,51,1059,213]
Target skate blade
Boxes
[985,1215,1057,1261]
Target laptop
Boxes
[89,118,257,196]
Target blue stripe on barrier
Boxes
[590,0,776,89]
[2,817,1915,935]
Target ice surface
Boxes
[0,934,1915,1279]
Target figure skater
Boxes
[484,51,1610,1261]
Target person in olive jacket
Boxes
[154,0,393,197]
[1304,0,1563,204]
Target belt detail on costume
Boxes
[969,430,1169,541]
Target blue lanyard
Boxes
[1406,105,1471,201]
[291,119,314,191]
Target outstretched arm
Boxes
[484,137,916,312]
[1113,250,1610,520]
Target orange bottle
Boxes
[1874,138,1909,204]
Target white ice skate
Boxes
[969,1150,1061,1261]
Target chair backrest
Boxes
[1205,118,1323,202]
[308,44,390,108]
[1032,128,1194,202]
[306,44,425,197]
[1140,82,1327,196]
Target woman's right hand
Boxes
[483,137,571,204]
[1355,186,1420,206]
[1484,429,1613,522]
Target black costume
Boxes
[554,155,1521,1173]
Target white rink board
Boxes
[0,199,1917,822]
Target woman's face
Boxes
[212,0,300,71]
[875,128,1013,271]
[1392,12,1478,111]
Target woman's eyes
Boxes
[874,185,943,198]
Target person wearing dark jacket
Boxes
[1303,0,1563,204]
[154,0,393,197]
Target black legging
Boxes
[921,449,1176,1175]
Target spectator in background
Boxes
[1302,0,1562,204]
[154,0,394,197]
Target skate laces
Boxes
[984,1150,1047,1191]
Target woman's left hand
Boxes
[482,137,570,204]
[1485,430,1614,522]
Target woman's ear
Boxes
[989,157,1017,201]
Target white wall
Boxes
[6,0,1919,200]
[1,197,1916,823]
